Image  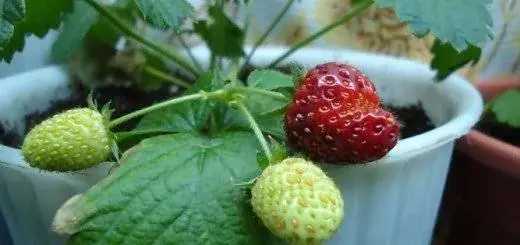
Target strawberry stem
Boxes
[267,0,374,68]
[142,65,192,89]
[83,0,199,77]
[234,102,272,161]
[108,90,226,128]
[233,87,288,101]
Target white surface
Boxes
[0,65,71,140]
[190,45,482,245]
[0,32,58,79]
[0,66,110,245]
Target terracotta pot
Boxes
[435,74,520,245]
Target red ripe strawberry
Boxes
[285,62,400,164]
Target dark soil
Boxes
[387,104,436,139]
[1,65,436,148]
[475,115,520,147]
[0,81,183,148]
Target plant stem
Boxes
[243,0,255,38]
[177,35,204,72]
[267,0,373,68]
[109,90,225,128]
[241,0,296,70]
[228,61,240,85]
[142,65,191,88]
[235,102,272,161]
[83,0,199,77]
[233,87,287,101]
[210,54,217,71]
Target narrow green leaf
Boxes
[135,71,224,133]
[491,89,520,128]
[66,132,264,245]
[376,0,492,50]
[52,1,98,62]
[1,0,72,62]
[247,69,293,90]
[133,0,193,30]
[430,39,481,81]
[193,5,245,58]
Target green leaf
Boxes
[133,0,193,30]
[213,69,292,137]
[193,5,245,58]
[244,69,292,115]
[247,69,293,90]
[65,132,264,245]
[217,108,286,139]
[376,0,492,50]
[1,0,72,62]
[51,1,98,62]
[114,129,168,152]
[255,110,286,140]
[86,4,136,46]
[430,39,482,81]
[52,1,138,63]
[246,92,288,115]
[256,137,289,170]
[134,71,224,133]
[491,89,520,128]
[0,0,25,44]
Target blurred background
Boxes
[0,0,519,80]
[0,1,519,245]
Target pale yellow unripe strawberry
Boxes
[251,157,344,245]
[21,108,111,171]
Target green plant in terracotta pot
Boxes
[0,0,494,244]
[436,75,520,245]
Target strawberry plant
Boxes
[0,0,494,244]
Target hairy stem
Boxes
[267,0,373,68]
[228,61,240,86]
[109,90,225,128]
[235,102,272,161]
[241,0,296,70]
[142,65,191,88]
[233,87,287,101]
[84,0,199,77]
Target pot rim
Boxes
[190,45,484,166]
[456,74,520,177]
[458,129,520,178]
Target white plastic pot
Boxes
[191,45,483,245]
[0,66,110,245]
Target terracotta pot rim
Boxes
[458,74,520,178]
[457,129,520,178]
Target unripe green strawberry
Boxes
[251,157,344,245]
[21,108,111,171]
